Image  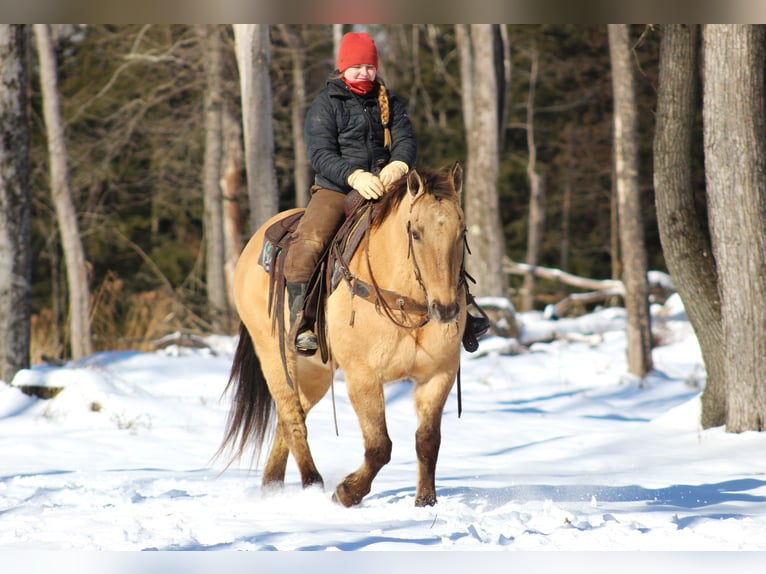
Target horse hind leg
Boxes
[261,422,289,491]
[261,416,325,491]
[259,358,326,489]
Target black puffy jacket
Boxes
[304,76,417,194]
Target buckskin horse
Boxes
[218,162,468,507]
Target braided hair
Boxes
[377,81,392,149]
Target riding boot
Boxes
[462,313,491,353]
[286,282,318,354]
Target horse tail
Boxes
[216,321,275,468]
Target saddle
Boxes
[258,191,371,364]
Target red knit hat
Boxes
[337,32,379,72]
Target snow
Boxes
[2,294,765,570]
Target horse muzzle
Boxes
[429,300,460,324]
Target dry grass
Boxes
[31,272,217,364]
[29,309,64,366]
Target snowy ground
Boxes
[2,294,765,570]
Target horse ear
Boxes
[407,169,423,197]
[451,161,463,195]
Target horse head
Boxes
[405,162,465,324]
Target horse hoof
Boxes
[302,472,324,489]
[414,494,437,507]
[332,485,360,507]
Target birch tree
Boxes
[233,24,279,232]
[0,25,31,382]
[34,24,92,360]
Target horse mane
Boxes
[371,167,458,228]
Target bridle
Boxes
[341,192,467,331]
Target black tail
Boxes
[216,322,275,467]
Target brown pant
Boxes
[283,187,347,284]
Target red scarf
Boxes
[343,77,375,95]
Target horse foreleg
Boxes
[413,375,453,507]
[333,381,391,507]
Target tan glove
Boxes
[347,169,385,200]
[378,160,409,188]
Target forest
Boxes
[2,24,765,431]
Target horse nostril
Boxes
[430,301,460,323]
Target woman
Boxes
[285,31,488,353]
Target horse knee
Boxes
[367,438,392,468]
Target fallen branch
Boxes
[504,257,623,293]
[543,287,625,320]
[503,258,676,318]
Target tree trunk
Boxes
[608,24,653,377]
[560,123,574,289]
[459,24,507,298]
[522,49,545,312]
[703,24,766,432]
[497,25,511,154]
[0,25,32,382]
[654,24,726,428]
[221,104,244,321]
[333,24,344,61]
[34,24,92,360]
[233,24,279,232]
[277,24,310,207]
[455,25,473,136]
[198,25,229,332]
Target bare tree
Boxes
[277,24,310,207]
[333,24,344,61]
[456,25,474,136]
[608,24,653,377]
[34,24,92,360]
[0,25,31,382]
[521,49,545,312]
[233,24,279,232]
[198,25,229,332]
[702,25,766,432]
[654,25,726,428]
[457,24,507,298]
[221,104,244,316]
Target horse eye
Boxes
[411,229,422,241]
